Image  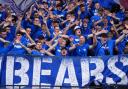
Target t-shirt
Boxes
[55,44,62,56]
[31,50,44,56]
[8,37,28,55]
[30,24,42,40]
[117,36,128,54]
[95,39,115,56]
[0,11,6,22]
[76,43,89,56]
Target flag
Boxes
[120,0,128,10]
[5,0,36,15]
[114,0,128,10]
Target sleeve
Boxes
[6,42,14,52]
[110,39,116,47]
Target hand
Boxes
[49,13,54,19]
[3,22,10,27]
[101,30,108,33]
[26,12,31,19]
[123,30,128,35]
[92,29,96,35]
[76,2,80,6]
[31,4,35,8]
[77,1,82,6]
[67,17,71,21]
[20,29,26,33]
[15,40,20,44]
[75,20,79,25]
[125,24,128,29]
[38,23,41,27]
[40,49,46,53]
[33,7,37,11]
[38,11,43,16]
[40,4,44,9]
[65,6,68,10]
[112,13,116,17]
[45,41,52,46]
[108,13,112,17]
[49,6,53,11]
[19,15,23,21]
[58,38,63,43]
[6,16,12,22]
[75,43,80,47]
[4,40,10,44]
[78,10,81,15]
[110,19,114,25]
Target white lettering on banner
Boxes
[32,58,41,85]
[42,58,52,63]
[55,59,78,86]
[6,56,14,85]
[107,56,128,85]
[90,58,104,83]
[2,55,128,87]
[81,58,90,86]
[41,58,52,86]
[119,56,128,85]
[32,58,52,86]
[0,57,2,74]
[14,57,29,86]
[106,56,120,84]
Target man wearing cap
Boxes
[73,25,82,44]
[73,25,108,44]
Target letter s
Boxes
[106,56,128,85]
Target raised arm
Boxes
[47,41,58,51]
[0,38,10,44]
[110,20,119,37]
[89,30,97,49]
[63,20,79,35]
[38,10,51,37]
[45,23,51,37]
[20,29,36,45]
[17,40,32,54]
[61,19,69,26]
[29,4,35,15]
[108,13,120,21]
[67,1,82,14]
[44,50,55,56]
[16,16,23,33]
[115,30,128,45]
[87,30,108,39]
[69,44,76,51]
[116,20,128,44]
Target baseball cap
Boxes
[74,26,81,31]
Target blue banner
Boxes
[0,55,128,87]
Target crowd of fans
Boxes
[0,0,128,56]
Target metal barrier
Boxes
[0,85,128,89]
